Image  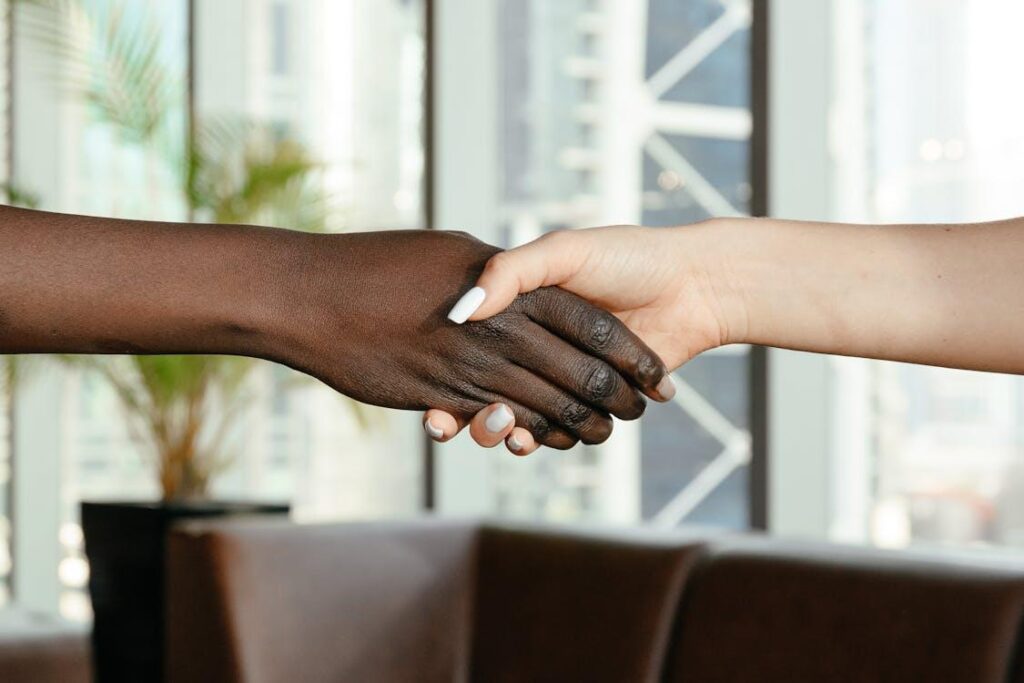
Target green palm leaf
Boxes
[19,0,365,500]
[18,0,183,146]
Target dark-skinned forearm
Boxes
[0,207,670,448]
[0,205,314,361]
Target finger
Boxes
[503,401,577,450]
[459,397,578,450]
[422,410,464,442]
[467,403,517,448]
[522,287,675,402]
[447,231,586,323]
[489,363,614,445]
[510,319,647,420]
[506,427,538,456]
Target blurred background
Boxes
[0,0,1022,625]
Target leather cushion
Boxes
[665,539,1024,683]
[0,607,90,683]
[167,519,477,683]
[471,524,707,683]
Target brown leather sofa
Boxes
[166,519,1024,683]
[0,606,90,683]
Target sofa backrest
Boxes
[471,525,705,683]
[167,519,706,683]
[0,608,90,683]
[664,539,1024,683]
[167,519,478,683]
[167,520,1024,683]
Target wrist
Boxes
[224,228,340,367]
[697,216,866,353]
[672,217,761,347]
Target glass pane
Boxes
[645,0,750,108]
[193,0,426,523]
[832,0,1024,552]
[642,351,751,528]
[9,0,425,619]
[0,3,10,607]
[13,0,191,622]
[485,0,754,528]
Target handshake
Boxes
[277,227,731,456]
[4,204,999,451]
[0,206,739,455]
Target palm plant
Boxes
[18,0,348,500]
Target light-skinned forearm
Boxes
[709,216,1024,373]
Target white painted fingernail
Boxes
[447,286,486,324]
[485,404,514,433]
[424,419,444,439]
[656,375,677,401]
[507,435,524,453]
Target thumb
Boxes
[447,232,584,323]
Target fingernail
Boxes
[507,435,524,453]
[424,419,445,440]
[447,286,486,324]
[485,404,514,433]
[656,375,677,401]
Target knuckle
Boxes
[585,309,617,350]
[528,414,553,438]
[559,400,592,430]
[583,363,616,401]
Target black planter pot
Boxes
[81,500,289,683]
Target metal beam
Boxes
[649,101,751,140]
[646,2,750,99]
[645,132,743,217]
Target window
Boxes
[830,0,1024,552]
[270,2,289,76]
[0,6,11,608]
[437,0,761,528]
[638,1,755,530]
[8,0,426,620]
[4,0,761,619]
[193,0,426,521]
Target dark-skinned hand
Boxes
[0,207,669,448]
[272,229,670,449]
